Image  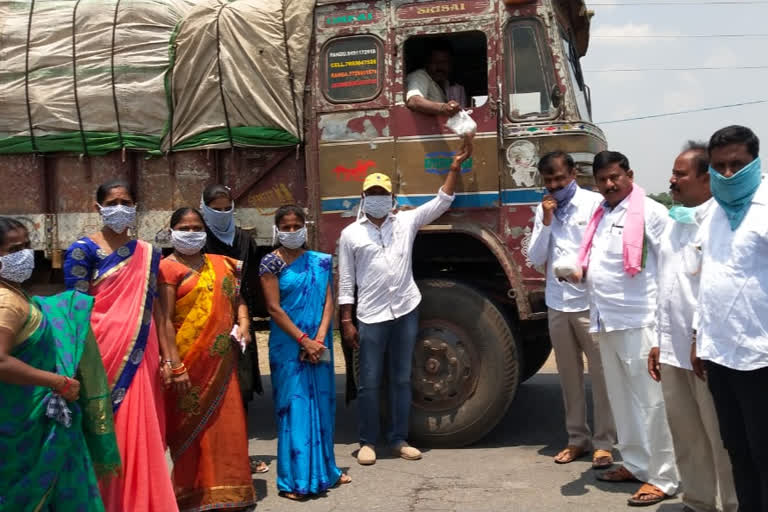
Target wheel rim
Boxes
[411,319,480,412]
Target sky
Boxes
[583,0,768,193]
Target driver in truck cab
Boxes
[338,137,473,467]
[405,39,466,116]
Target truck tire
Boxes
[409,279,520,447]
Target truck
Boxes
[0,0,605,446]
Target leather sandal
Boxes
[627,483,670,507]
[596,465,638,482]
[592,449,614,469]
[554,445,587,464]
[279,491,308,501]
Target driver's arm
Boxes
[405,71,458,116]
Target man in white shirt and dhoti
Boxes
[573,150,679,506]
[694,125,768,510]
[648,142,737,512]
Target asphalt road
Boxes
[244,344,683,512]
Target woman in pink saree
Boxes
[63,180,182,512]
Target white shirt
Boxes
[338,189,455,324]
[655,199,715,370]
[406,69,446,103]
[527,187,603,312]
[585,194,670,333]
[696,181,768,371]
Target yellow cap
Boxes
[362,173,392,193]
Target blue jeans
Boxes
[357,308,419,446]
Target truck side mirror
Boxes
[550,84,563,110]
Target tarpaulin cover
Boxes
[0,0,310,155]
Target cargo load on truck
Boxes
[0,0,313,155]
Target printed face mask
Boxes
[171,230,207,255]
[99,204,136,234]
[275,227,307,250]
[362,195,393,219]
[0,248,35,283]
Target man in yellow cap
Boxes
[338,137,473,466]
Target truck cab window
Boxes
[323,35,383,103]
[505,21,557,120]
[404,32,488,110]
[561,32,592,121]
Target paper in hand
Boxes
[230,325,246,354]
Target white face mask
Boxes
[362,195,393,219]
[274,226,307,250]
[171,230,207,255]
[99,204,136,234]
[0,248,35,283]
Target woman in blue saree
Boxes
[0,217,120,511]
[259,205,351,501]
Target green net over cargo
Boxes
[0,0,310,155]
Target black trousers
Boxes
[707,361,768,511]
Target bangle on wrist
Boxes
[298,333,309,345]
[340,319,353,323]
[171,362,187,375]
[56,376,72,394]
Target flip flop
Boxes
[279,491,308,501]
[333,473,352,488]
[596,466,639,482]
[250,458,270,474]
[627,483,670,507]
[592,449,614,469]
[554,445,587,464]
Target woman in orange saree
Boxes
[158,207,257,512]
[63,180,180,512]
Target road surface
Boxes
[244,338,683,511]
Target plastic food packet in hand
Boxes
[230,324,246,354]
[445,110,477,137]
[553,254,581,282]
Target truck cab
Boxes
[311,0,605,446]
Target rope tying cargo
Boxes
[71,0,89,157]
[24,0,38,153]
[215,4,234,150]
[110,0,125,150]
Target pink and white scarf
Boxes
[577,184,647,276]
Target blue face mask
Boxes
[708,157,762,230]
[550,179,578,222]
[668,205,698,225]
[200,198,235,246]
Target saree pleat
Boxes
[160,254,256,512]
[0,291,118,512]
[266,251,342,495]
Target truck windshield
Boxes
[505,20,556,121]
[561,31,591,121]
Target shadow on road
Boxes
[248,371,609,457]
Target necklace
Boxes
[172,252,205,272]
[277,247,303,266]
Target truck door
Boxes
[499,16,561,288]
[390,11,500,212]
[312,3,393,254]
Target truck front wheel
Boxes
[409,279,521,447]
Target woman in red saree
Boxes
[157,207,257,511]
[63,180,180,512]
